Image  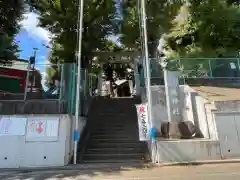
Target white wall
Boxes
[157,140,221,163]
[150,86,168,134]
[179,86,194,123]
[0,114,86,168]
[194,96,210,138]
[215,112,240,159]
[180,86,217,139]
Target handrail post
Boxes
[208,60,213,78]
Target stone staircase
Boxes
[78,97,150,164]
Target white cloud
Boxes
[20,12,52,42]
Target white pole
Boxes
[74,0,84,164]
[141,0,155,162]
[141,0,152,129]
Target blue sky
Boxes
[15,12,52,89]
[16,12,51,75]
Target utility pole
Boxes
[74,0,84,164]
[30,48,38,92]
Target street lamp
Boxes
[30,48,38,92]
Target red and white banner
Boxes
[136,104,150,141]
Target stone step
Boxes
[78,97,147,164]
[87,142,146,148]
[79,159,146,164]
[82,153,146,161]
[90,138,139,142]
[91,129,138,136]
[90,134,138,139]
[91,129,138,133]
[86,147,146,154]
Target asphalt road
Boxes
[1,163,240,180]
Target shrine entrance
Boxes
[78,51,150,164]
[91,51,141,97]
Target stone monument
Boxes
[160,61,196,139]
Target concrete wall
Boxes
[154,88,240,163]
[214,112,240,159]
[150,85,223,164]
[0,114,86,168]
[214,101,240,112]
[157,140,221,163]
[150,86,168,134]
[0,100,66,115]
[180,86,195,123]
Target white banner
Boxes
[136,104,150,141]
[0,117,27,136]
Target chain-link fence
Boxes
[0,62,99,115]
[148,58,240,86]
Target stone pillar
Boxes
[161,70,196,139]
[133,58,140,96]
[164,70,182,122]
[98,63,103,95]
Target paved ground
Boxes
[192,86,240,101]
[1,163,240,180]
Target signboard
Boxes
[0,117,27,136]
[136,104,150,141]
[26,117,59,141]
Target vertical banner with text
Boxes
[136,104,150,141]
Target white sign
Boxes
[0,117,27,136]
[26,117,59,141]
[136,104,150,141]
[26,119,46,138]
[46,119,59,137]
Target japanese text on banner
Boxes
[136,104,150,141]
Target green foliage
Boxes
[166,0,240,58]
[120,0,183,56]
[28,0,120,87]
[28,0,118,62]
[0,0,25,63]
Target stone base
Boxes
[161,121,196,139]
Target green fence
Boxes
[0,62,99,115]
[168,58,240,78]
[148,58,240,85]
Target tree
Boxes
[164,0,240,75]
[28,0,118,67]
[0,0,25,63]
[166,1,240,58]
[120,0,182,57]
